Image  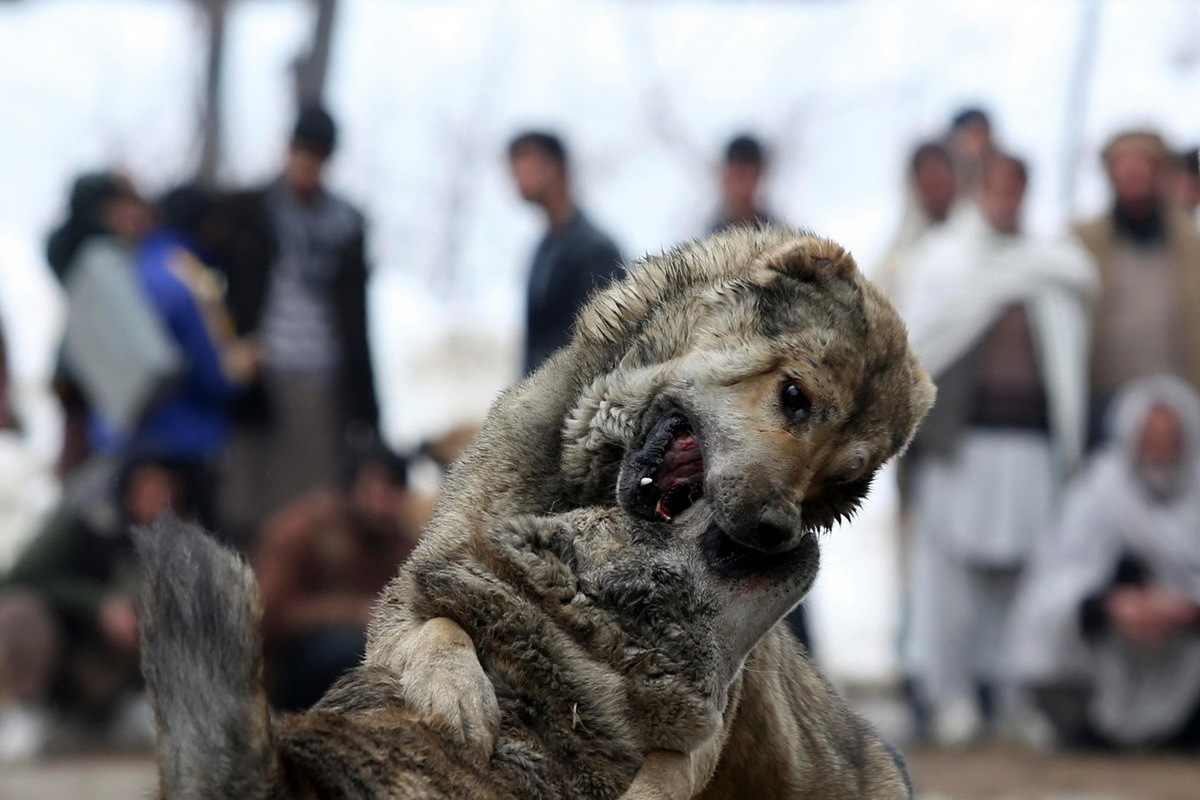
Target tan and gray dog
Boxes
[139,227,933,798]
[367,227,933,797]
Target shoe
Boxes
[933,695,983,748]
[106,692,156,752]
[1000,704,1059,752]
[0,703,51,762]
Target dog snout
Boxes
[721,505,806,554]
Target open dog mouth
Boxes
[620,410,705,522]
[618,408,817,580]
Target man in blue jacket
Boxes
[93,185,246,527]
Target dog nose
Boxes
[724,507,804,554]
[748,522,795,553]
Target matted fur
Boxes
[140,227,932,799]
[138,501,815,798]
[365,226,932,798]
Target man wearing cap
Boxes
[1074,130,1200,442]
[212,107,378,547]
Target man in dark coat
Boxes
[212,107,378,546]
[508,131,624,376]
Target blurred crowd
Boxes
[890,110,1200,752]
[0,101,1199,764]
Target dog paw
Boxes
[401,618,501,760]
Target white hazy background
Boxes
[2,0,1199,683]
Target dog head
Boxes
[561,227,933,577]
[492,501,815,753]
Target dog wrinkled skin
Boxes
[366,226,934,798]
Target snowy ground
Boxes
[1,0,1199,683]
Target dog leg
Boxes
[621,729,727,800]
[620,742,725,800]
[393,617,500,760]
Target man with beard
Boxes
[1010,376,1200,750]
[254,446,422,711]
[1075,131,1200,440]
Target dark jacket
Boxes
[524,211,623,375]
[2,506,134,633]
[211,185,379,436]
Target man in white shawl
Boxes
[898,153,1096,746]
[874,141,958,299]
[1009,375,1200,749]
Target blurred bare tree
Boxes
[193,0,338,185]
[293,0,338,108]
[195,0,227,186]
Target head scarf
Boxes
[1008,375,1200,745]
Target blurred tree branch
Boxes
[194,0,227,186]
[292,0,338,109]
[192,0,338,185]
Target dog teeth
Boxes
[639,477,654,486]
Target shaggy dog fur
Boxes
[139,500,821,798]
[367,227,933,798]
[139,227,933,799]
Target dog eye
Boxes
[780,381,812,425]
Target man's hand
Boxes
[100,594,139,653]
[395,618,500,760]
[1106,585,1200,647]
[223,339,262,385]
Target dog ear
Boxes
[759,237,857,283]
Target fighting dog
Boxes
[140,495,833,798]
[141,227,933,798]
[366,227,933,798]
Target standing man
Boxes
[946,108,998,201]
[875,141,959,298]
[710,134,778,234]
[508,131,624,376]
[213,106,378,546]
[899,154,1095,746]
[1074,131,1200,438]
[1170,147,1199,222]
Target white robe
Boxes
[1008,376,1200,746]
[899,210,1097,477]
[899,214,1097,719]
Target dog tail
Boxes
[135,515,278,799]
